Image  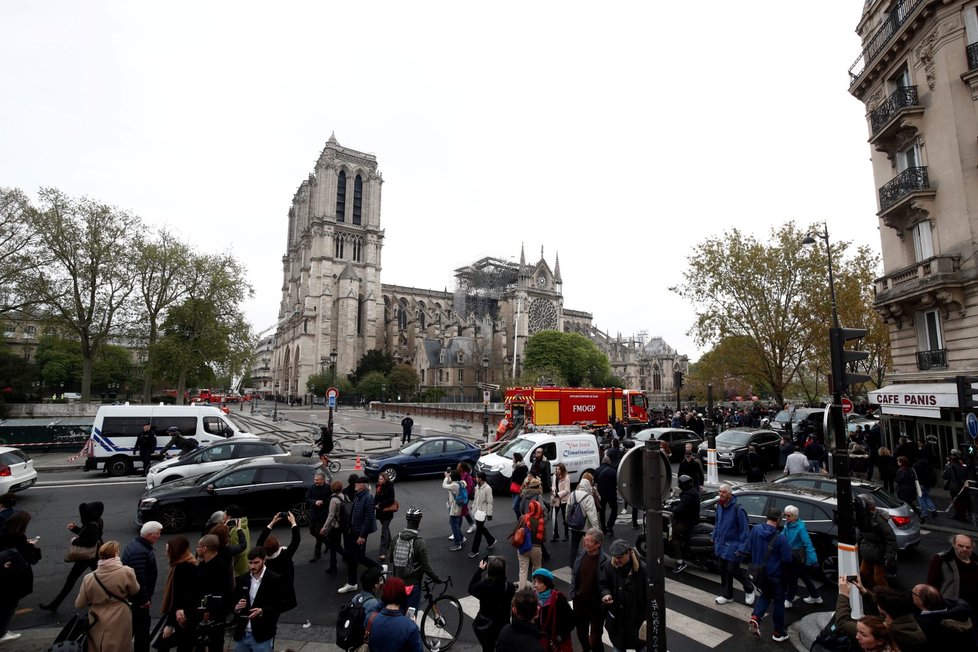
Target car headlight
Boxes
[138,498,157,509]
[718,452,733,458]
[481,462,503,472]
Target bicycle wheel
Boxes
[419,595,463,651]
[328,459,341,474]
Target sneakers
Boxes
[772,631,789,643]
[381,564,388,574]
[487,541,496,550]
[467,524,477,533]
[337,583,357,594]
[468,552,480,558]
[715,596,732,605]
[745,590,756,606]
[449,545,462,552]
[748,617,760,638]
[784,599,794,609]
[803,595,823,605]
[0,632,21,643]
[448,535,468,543]
[673,561,688,574]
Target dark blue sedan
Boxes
[363,436,481,482]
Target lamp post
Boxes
[273,380,280,421]
[802,223,860,615]
[482,355,490,441]
[327,350,337,435]
[381,384,387,419]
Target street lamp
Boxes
[482,355,490,441]
[273,380,280,421]
[327,350,337,435]
[802,223,859,613]
[381,383,387,419]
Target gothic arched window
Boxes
[336,170,347,222]
[353,175,363,225]
[334,235,344,259]
[653,364,661,392]
[397,307,407,331]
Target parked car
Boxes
[697,428,781,475]
[145,439,289,489]
[135,456,322,533]
[365,436,482,482]
[773,474,920,551]
[0,446,37,494]
[771,408,826,438]
[632,427,703,462]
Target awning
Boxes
[867,383,957,419]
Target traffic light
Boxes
[829,327,871,396]
[956,375,978,412]
[674,371,684,389]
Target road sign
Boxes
[841,398,854,415]
[477,382,500,391]
[967,412,978,439]
[483,390,490,404]
[617,444,671,509]
[327,387,339,409]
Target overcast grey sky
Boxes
[0,2,877,361]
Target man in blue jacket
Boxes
[121,521,161,652]
[712,484,756,606]
[338,476,381,594]
[739,507,793,643]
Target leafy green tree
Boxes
[0,188,41,316]
[522,330,610,387]
[35,335,83,391]
[420,387,446,402]
[354,350,395,381]
[388,364,419,401]
[92,343,134,395]
[356,371,388,401]
[0,344,39,403]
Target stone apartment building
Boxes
[849,0,978,459]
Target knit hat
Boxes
[531,567,555,588]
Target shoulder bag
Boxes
[353,611,381,652]
[747,534,779,591]
[92,572,133,609]
[65,537,97,563]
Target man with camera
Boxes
[194,534,235,652]
[232,548,287,652]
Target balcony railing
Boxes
[848,0,925,84]
[870,86,919,133]
[879,166,929,210]
[968,42,978,71]
[916,349,947,370]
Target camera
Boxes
[446,467,453,473]
[279,511,290,519]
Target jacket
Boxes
[570,544,609,602]
[738,522,792,580]
[677,457,704,487]
[256,524,300,611]
[121,535,158,606]
[552,474,570,506]
[494,618,543,650]
[943,461,968,493]
[71,501,105,548]
[599,548,648,648]
[783,451,811,475]
[782,518,817,566]
[232,567,287,643]
[533,456,552,494]
[914,597,974,646]
[927,547,978,600]
[472,482,493,518]
[520,500,548,547]
[510,463,528,491]
[375,481,397,522]
[442,477,464,517]
[351,488,377,537]
[539,590,574,648]
[913,458,937,488]
[305,482,332,522]
[367,607,423,652]
[569,479,600,532]
[669,487,700,528]
[894,466,917,504]
[834,593,927,652]
[594,462,617,498]
[713,495,750,562]
[857,511,897,565]
[323,492,348,534]
[75,560,140,652]
[520,475,542,503]
[468,567,516,632]
[387,529,441,586]
[0,532,40,600]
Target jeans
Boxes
[471,519,495,553]
[344,534,381,585]
[45,558,97,608]
[752,579,786,634]
[569,529,585,567]
[600,493,618,533]
[449,515,463,545]
[552,503,567,538]
[512,494,522,520]
[809,460,822,473]
[132,604,152,652]
[717,558,754,599]
[573,600,604,652]
[0,599,15,636]
[234,630,273,652]
[918,486,938,514]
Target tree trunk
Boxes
[81,356,93,403]
[176,368,187,405]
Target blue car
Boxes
[363,436,481,482]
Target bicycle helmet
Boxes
[678,474,693,491]
[405,506,423,527]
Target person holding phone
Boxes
[468,556,515,651]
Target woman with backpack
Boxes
[551,463,570,542]
[442,470,466,552]
[514,499,547,588]
[320,480,351,575]
[510,453,528,520]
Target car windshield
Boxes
[399,441,424,455]
[773,410,791,425]
[192,469,224,485]
[717,430,752,446]
[497,437,537,460]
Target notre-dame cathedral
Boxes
[271,136,687,404]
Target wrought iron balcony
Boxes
[870,86,919,134]
[879,166,929,210]
[848,0,925,84]
[916,349,947,370]
[968,42,978,71]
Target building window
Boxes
[896,142,920,173]
[965,4,978,44]
[439,350,446,364]
[24,325,36,338]
[458,369,464,383]
[352,237,362,262]
[891,64,910,91]
[335,170,346,222]
[357,296,364,335]
[917,309,943,352]
[456,351,464,364]
[334,236,344,259]
[397,308,407,331]
[652,365,661,392]
[353,175,363,225]
[417,309,426,330]
[911,222,934,262]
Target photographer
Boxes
[232,548,287,652]
[255,511,299,613]
[468,556,515,651]
[194,534,234,652]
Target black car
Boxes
[697,428,781,475]
[633,427,703,462]
[699,483,840,581]
[136,456,322,533]
[363,436,481,482]
[771,408,825,438]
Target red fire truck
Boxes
[503,386,649,431]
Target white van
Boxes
[85,405,257,476]
[476,427,601,493]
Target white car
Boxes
[0,446,38,494]
[146,439,289,489]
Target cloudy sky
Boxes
[0,2,878,361]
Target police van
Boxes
[476,427,601,493]
[85,404,257,476]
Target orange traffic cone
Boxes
[354,453,362,471]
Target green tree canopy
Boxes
[357,371,388,401]
[354,350,395,381]
[522,330,611,387]
[388,364,419,401]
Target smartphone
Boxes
[845,575,858,583]
[278,511,290,519]
[446,467,452,473]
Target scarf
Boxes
[161,551,198,615]
[537,588,552,605]
[97,556,122,569]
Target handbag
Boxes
[792,548,805,565]
[353,612,380,652]
[384,500,400,513]
[65,537,97,563]
[509,481,521,495]
[913,469,923,498]
[474,509,487,522]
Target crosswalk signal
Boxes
[956,376,978,412]
[829,327,871,396]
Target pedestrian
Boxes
[669,474,700,574]
[834,578,927,651]
[894,456,921,520]
[567,475,600,566]
[943,451,970,520]
[316,424,333,467]
[910,583,974,646]
[224,506,251,578]
[40,501,105,612]
[550,463,570,543]
[532,568,573,652]
[134,422,158,475]
[348,566,384,623]
[509,453,528,520]
[595,455,619,535]
[74,541,140,652]
[515,499,547,588]
[912,456,939,519]
[160,426,198,457]
[804,437,826,474]
[740,508,792,643]
[232,547,288,652]
[877,448,897,493]
[400,415,414,445]
[374,473,397,561]
[778,435,795,469]
[343,473,359,502]
[745,445,765,482]
[255,511,299,612]
[459,462,477,534]
[339,475,381,594]
[926,533,978,620]
[0,511,41,643]
[600,539,648,652]
[389,508,442,618]
[606,438,623,468]
[366,577,423,652]
[850,445,871,480]
[712,484,756,606]
[783,447,811,475]
[852,615,899,652]
[305,471,331,562]
[469,472,496,557]
[122,521,162,652]
[193,534,234,651]
[0,493,18,530]
[677,445,704,490]
[158,536,198,652]
[569,529,607,652]
[856,494,897,589]
[895,435,917,463]
[495,586,544,648]
[320,480,350,575]
[443,470,466,551]
[519,468,543,516]
[468,556,516,652]
[530,448,552,558]
[781,505,821,607]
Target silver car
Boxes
[773,473,921,551]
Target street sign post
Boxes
[326,387,339,434]
[841,397,853,415]
[967,412,978,440]
[617,445,671,508]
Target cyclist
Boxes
[316,424,334,467]
[388,507,443,618]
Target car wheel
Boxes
[290,501,310,527]
[820,554,839,584]
[636,534,646,559]
[159,507,188,533]
[382,466,398,482]
[736,458,749,475]
[107,455,133,477]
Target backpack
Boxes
[566,491,586,530]
[454,481,468,506]
[336,592,370,649]
[331,495,352,533]
[391,535,416,576]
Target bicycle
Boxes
[418,576,463,651]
